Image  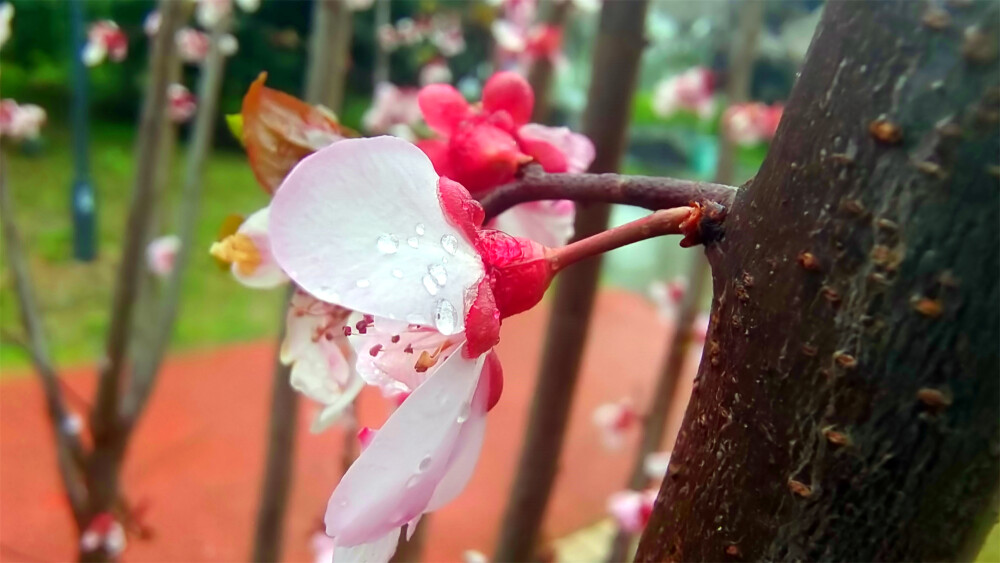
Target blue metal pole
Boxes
[69,0,96,261]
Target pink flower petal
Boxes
[490,200,575,248]
[418,84,471,136]
[482,72,534,127]
[325,349,486,546]
[425,360,491,511]
[517,123,595,173]
[269,137,485,335]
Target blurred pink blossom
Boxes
[361,82,422,136]
[146,235,181,277]
[0,99,46,141]
[607,489,657,534]
[652,67,716,119]
[592,398,639,450]
[176,27,238,63]
[648,277,709,343]
[80,513,126,558]
[82,20,128,67]
[722,102,784,146]
[167,83,197,123]
[419,59,453,86]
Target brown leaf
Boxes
[241,73,357,194]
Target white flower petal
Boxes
[232,207,289,289]
[332,528,400,563]
[325,349,485,546]
[270,136,484,335]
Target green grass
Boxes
[1,122,284,374]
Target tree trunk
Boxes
[493,1,649,561]
[637,1,999,561]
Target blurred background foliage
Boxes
[0,0,821,369]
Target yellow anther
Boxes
[209,233,262,276]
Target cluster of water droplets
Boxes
[371,223,465,334]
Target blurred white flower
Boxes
[0,3,14,50]
[197,0,232,28]
[592,398,639,450]
[607,489,657,534]
[419,59,452,86]
[643,451,671,480]
[83,20,128,67]
[146,235,181,277]
[167,83,198,123]
[0,99,46,141]
[143,11,161,37]
[652,67,715,119]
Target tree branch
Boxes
[122,13,232,425]
[86,0,184,526]
[0,153,90,527]
[480,164,736,221]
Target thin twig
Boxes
[0,153,90,526]
[122,13,232,425]
[480,164,736,221]
[86,0,185,534]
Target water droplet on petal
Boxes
[407,237,419,248]
[391,269,404,279]
[441,234,458,255]
[422,275,439,296]
[377,234,399,254]
[428,264,447,286]
[406,475,420,488]
[434,300,457,334]
[456,403,471,423]
[356,279,371,288]
[418,455,432,472]
[415,223,426,236]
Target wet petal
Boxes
[352,321,458,396]
[425,358,491,511]
[270,137,484,335]
[325,349,486,546]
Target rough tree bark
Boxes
[251,3,354,560]
[637,1,999,561]
[608,2,764,560]
[493,1,650,561]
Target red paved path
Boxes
[0,289,698,562]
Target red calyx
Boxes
[437,178,555,358]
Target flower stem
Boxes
[546,206,693,273]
